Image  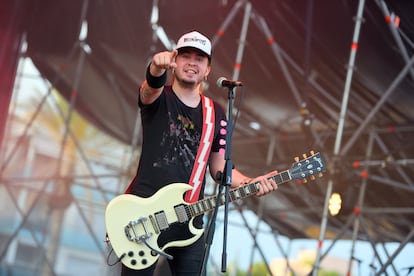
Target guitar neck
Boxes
[188,169,292,218]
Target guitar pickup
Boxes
[174,204,189,223]
[155,211,169,231]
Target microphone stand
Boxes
[199,85,237,275]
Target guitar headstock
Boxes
[290,151,325,182]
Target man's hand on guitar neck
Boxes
[230,168,278,197]
[247,170,278,197]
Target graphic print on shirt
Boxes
[153,111,200,170]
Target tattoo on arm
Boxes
[141,87,151,98]
[139,81,162,104]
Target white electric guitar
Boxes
[105,151,325,270]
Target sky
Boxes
[208,209,414,275]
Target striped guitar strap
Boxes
[184,95,215,203]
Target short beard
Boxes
[174,72,200,89]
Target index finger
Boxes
[170,49,178,60]
[168,50,178,69]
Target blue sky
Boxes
[208,209,413,275]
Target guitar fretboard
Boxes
[185,170,291,218]
[173,152,325,222]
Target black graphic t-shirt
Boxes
[131,86,227,203]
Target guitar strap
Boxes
[124,95,215,201]
[185,95,215,203]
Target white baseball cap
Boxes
[176,31,211,58]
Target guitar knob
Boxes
[318,172,324,177]
[294,156,299,162]
[302,153,307,159]
[310,175,316,180]
[310,150,315,155]
[302,178,308,184]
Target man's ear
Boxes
[205,66,211,78]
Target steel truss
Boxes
[211,1,414,275]
[1,0,414,275]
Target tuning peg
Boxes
[294,156,299,162]
[310,150,315,155]
[302,153,307,159]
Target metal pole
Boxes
[313,1,366,275]
[231,1,252,82]
[333,0,366,156]
[357,217,387,273]
[251,10,303,106]
[311,178,333,276]
[44,2,90,274]
[319,213,356,261]
[0,182,57,275]
[379,243,399,275]
[340,54,414,156]
[237,206,274,276]
[272,232,296,276]
[376,0,414,80]
[251,9,326,150]
[346,129,374,275]
[211,0,246,47]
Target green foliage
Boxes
[318,270,342,276]
[218,260,343,276]
[220,262,271,276]
[250,262,272,275]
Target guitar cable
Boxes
[142,239,174,260]
[106,247,126,266]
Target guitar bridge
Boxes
[124,217,152,243]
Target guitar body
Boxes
[105,152,326,271]
[105,183,204,270]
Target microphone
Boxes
[216,77,243,88]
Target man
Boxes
[122,30,278,275]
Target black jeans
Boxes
[121,235,205,276]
